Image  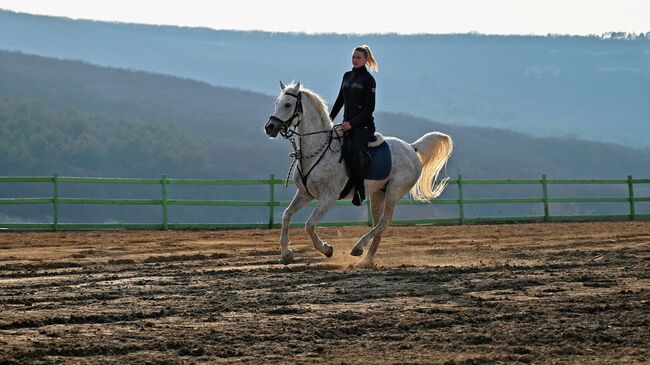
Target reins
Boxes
[270,90,344,197]
[283,124,344,197]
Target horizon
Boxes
[0,4,648,150]
[0,8,648,39]
[0,0,648,36]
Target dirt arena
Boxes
[0,221,648,364]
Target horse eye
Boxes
[284,103,291,108]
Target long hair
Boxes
[354,45,379,72]
[410,132,453,201]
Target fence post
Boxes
[628,175,635,220]
[542,174,549,222]
[52,173,59,231]
[269,174,275,229]
[457,174,464,225]
[161,174,168,230]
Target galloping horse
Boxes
[265,81,453,267]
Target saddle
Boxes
[338,132,392,199]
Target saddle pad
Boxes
[363,141,391,180]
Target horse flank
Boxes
[293,82,453,202]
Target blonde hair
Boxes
[354,45,378,72]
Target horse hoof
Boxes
[350,247,364,256]
[324,244,334,258]
[281,249,294,265]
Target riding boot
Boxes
[349,153,365,206]
[352,184,366,206]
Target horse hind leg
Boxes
[351,190,385,256]
[353,188,400,268]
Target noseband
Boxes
[269,92,303,136]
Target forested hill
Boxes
[1,9,649,148]
[0,98,206,177]
[0,50,649,181]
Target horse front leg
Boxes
[305,194,338,258]
[280,190,313,265]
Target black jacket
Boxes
[329,66,376,129]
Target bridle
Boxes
[269,91,344,196]
[268,91,304,138]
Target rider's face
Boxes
[352,51,367,69]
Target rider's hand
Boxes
[341,121,352,131]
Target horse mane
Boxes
[285,83,333,130]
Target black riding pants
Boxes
[344,125,374,195]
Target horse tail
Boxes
[409,132,453,201]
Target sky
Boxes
[0,0,648,36]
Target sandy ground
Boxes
[0,221,648,364]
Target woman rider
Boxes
[329,45,378,206]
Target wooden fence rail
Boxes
[0,174,648,230]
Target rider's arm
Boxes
[329,74,345,121]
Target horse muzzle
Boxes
[265,118,282,138]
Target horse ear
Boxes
[279,80,286,90]
[296,81,302,90]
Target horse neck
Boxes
[296,98,332,156]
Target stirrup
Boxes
[352,190,364,206]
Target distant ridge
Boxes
[2,9,650,38]
[0,9,648,148]
[1,49,649,223]
[0,49,648,181]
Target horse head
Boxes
[265,81,303,138]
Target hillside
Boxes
[0,98,207,177]
[1,50,649,223]
[1,50,648,181]
[1,10,648,147]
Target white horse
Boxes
[265,81,453,267]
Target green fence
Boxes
[0,174,648,230]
